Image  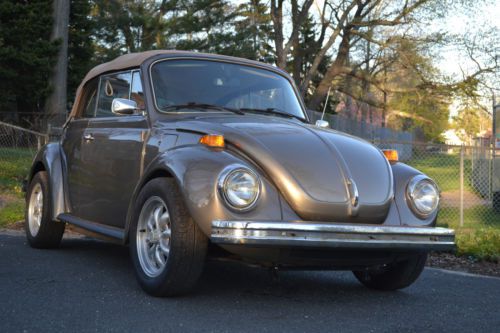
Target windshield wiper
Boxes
[163,102,244,115]
[238,107,308,123]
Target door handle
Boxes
[83,133,94,142]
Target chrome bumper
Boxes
[211,221,455,251]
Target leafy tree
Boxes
[0,0,59,127]
[232,0,273,61]
[91,0,176,61]
[68,0,96,105]
[172,0,238,55]
[384,38,449,141]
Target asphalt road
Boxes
[1,231,499,333]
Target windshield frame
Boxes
[148,57,309,122]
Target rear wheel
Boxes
[25,171,65,248]
[129,177,207,297]
[353,253,427,291]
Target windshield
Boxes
[150,59,306,119]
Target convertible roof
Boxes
[69,50,283,118]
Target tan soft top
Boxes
[69,50,283,118]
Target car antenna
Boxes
[320,86,332,121]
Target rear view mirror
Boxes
[315,120,329,128]
[112,98,138,115]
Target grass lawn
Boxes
[0,147,34,227]
[405,151,471,192]
[438,207,500,261]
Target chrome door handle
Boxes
[83,133,94,142]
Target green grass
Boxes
[0,147,33,227]
[437,207,500,262]
[0,200,24,227]
[405,152,470,192]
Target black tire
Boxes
[25,171,65,248]
[353,253,427,291]
[129,177,208,297]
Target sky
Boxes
[431,1,499,84]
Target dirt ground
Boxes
[440,189,490,209]
[427,252,499,277]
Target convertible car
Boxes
[25,50,455,296]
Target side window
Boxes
[96,72,132,117]
[79,79,98,118]
[130,71,145,109]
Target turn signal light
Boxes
[382,149,399,162]
[199,134,225,148]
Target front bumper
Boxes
[211,221,455,251]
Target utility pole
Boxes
[44,0,70,131]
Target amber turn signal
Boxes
[382,149,399,162]
[199,134,225,148]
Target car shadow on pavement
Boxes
[55,236,414,303]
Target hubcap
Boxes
[28,183,43,237]
[136,196,172,277]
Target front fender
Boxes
[124,145,283,241]
[28,142,65,221]
[391,162,438,227]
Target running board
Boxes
[57,213,125,241]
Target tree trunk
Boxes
[270,0,285,68]
[308,29,351,110]
[44,0,69,130]
[291,0,302,85]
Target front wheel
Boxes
[25,171,65,248]
[353,253,427,291]
[129,177,207,297]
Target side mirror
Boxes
[315,119,330,128]
[112,98,138,115]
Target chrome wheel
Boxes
[28,183,43,237]
[136,196,171,277]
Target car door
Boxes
[79,70,149,228]
[61,79,96,219]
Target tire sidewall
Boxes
[129,178,183,292]
[25,172,52,242]
[354,252,428,291]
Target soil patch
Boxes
[427,252,499,278]
[440,190,490,209]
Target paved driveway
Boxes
[1,231,499,332]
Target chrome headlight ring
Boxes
[217,165,261,212]
[406,175,440,219]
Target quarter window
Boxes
[96,72,132,117]
[131,71,145,109]
[79,79,98,118]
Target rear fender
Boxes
[28,143,66,221]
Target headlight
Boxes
[218,166,261,211]
[406,175,439,218]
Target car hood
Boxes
[170,114,393,223]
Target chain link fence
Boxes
[1,120,499,230]
[0,121,47,210]
[376,141,500,230]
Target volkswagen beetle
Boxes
[25,51,455,296]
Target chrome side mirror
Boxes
[315,120,330,128]
[112,98,138,115]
